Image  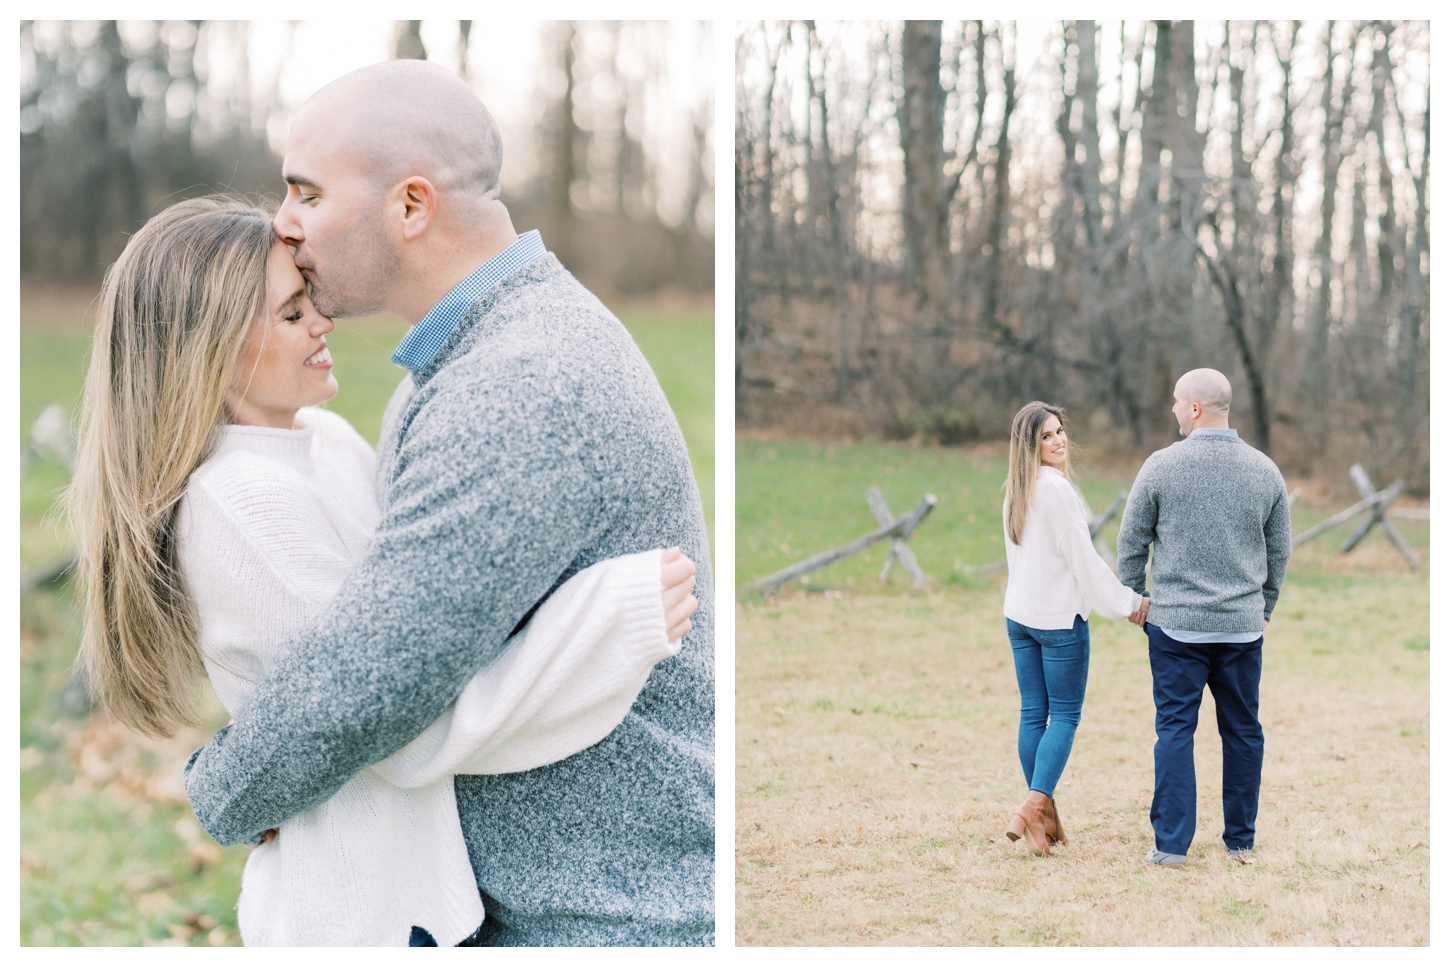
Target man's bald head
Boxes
[1175,368,1232,414]
[1171,368,1232,435]
[296,60,503,207]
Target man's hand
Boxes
[661,547,698,644]
[1129,595,1151,627]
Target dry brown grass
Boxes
[735,572,1430,946]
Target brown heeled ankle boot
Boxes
[1008,791,1052,855]
[1044,796,1067,846]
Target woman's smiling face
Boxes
[1038,414,1068,468]
[227,242,338,429]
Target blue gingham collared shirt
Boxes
[391,229,548,372]
[1160,427,1262,644]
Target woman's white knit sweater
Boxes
[1002,466,1141,630]
[175,407,676,946]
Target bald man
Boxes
[183,61,714,945]
[1117,368,1292,868]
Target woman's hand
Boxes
[1129,595,1151,627]
[247,828,278,851]
[661,547,698,644]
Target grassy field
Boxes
[735,436,1430,946]
[19,297,712,946]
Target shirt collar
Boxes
[1189,427,1239,438]
[391,229,547,372]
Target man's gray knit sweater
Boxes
[183,255,714,946]
[1116,431,1291,633]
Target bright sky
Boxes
[143,19,712,229]
[739,20,1429,266]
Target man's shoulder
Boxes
[1132,443,1179,480]
[1234,439,1285,476]
[479,254,622,343]
[1146,438,1197,462]
[449,257,637,380]
[1146,435,1286,498]
[1195,436,1286,483]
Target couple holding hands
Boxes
[1000,370,1293,865]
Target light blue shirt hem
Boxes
[1160,628,1262,643]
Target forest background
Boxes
[735,20,1430,493]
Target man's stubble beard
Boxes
[304,211,402,319]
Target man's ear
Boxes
[396,176,438,242]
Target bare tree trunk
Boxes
[982,25,1017,341]
[1395,80,1428,432]
[1201,214,1274,453]
[395,20,426,60]
[458,21,472,81]
[899,22,949,308]
[1229,30,1255,283]
[1074,20,1105,246]
[945,20,987,211]
[899,20,953,404]
[1265,21,1300,369]
[1111,22,1146,223]
[804,22,855,402]
[551,23,579,271]
[1370,24,1400,317]
[1135,21,1173,219]
[758,35,781,291]
[1306,22,1357,423]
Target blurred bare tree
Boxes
[515,20,714,295]
[20,20,281,280]
[19,19,714,298]
[736,20,1429,491]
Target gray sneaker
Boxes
[1227,847,1255,865]
[1146,848,1187,866]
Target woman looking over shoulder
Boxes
[67,196,697,946]
[1001,402,1148,856]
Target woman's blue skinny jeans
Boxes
[1006,615,1090,798]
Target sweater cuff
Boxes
[610,548,679,671]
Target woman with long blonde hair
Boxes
[68,196,699,945]
[1000,401,1148,855]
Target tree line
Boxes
[735,20,1429,489]
[21,20,712,297]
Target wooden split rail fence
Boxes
[1291,464,1420,569]
[744,489,938,593]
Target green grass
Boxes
[735,437,1428,591]
[21,583,248,946]
[19,303,712,946]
